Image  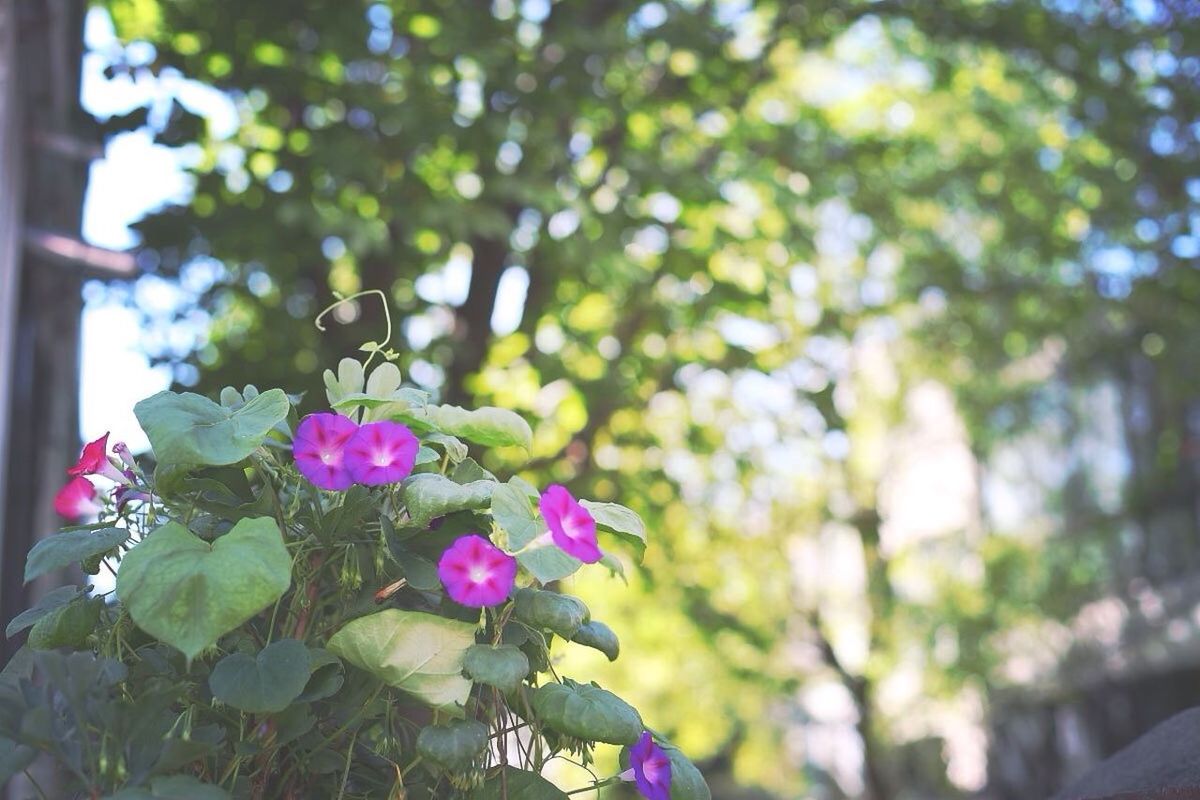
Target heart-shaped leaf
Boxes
[416,719,489,769]
[513,588,589,639]
[468,767,567,800]
[402,474,495,527]
[491,482,544,550]
[107,774,231,800]
[134,389,289,469]
[571,621,619,662]
[25,527,129,584]
[580,501,646,559]
[326,609,476,712]
[6,586,80,638]
[208,639,311,713]
[531,680,643,745]
[463,644,529,693]
[116,518,292,662]
[516,546,583,584]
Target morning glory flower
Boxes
[293,412,359,490]
[112,482,151,513]
[344,420,419,486]
[539,484,602,563]
[112,441,137,469]
[67,432,129,485]
[621,731,672,800]
[437,534,517,608]
[53,477,102,521]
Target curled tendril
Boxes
[314,289,394,370]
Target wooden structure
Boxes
[0,0,134,665]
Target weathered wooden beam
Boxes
[30,128,103,162]
[24,226,137,276]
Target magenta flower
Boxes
[67,433,129,485]
[293,412,359,490]
[624,731,672,800]
[344,420,419,486]
[437,534,517,607]
[539,484,602,563]
[53,477,102,521]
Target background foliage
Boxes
[85,0,1200,796]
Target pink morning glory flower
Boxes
[622,731,672,800]
[53,477,102,521]
[293,412,359,490]
[67,433,129,485]
[344,420,419,486]
[437,534,517,608]
[539,484,602,563]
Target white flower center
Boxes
[320,450,336,465]
[373,450,392,467]
[469,566,490,583]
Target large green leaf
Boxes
[463,644,529,693]
[5,586,80,638]
[531,680,643,745]
[326,609,476,712]
[513,588,589,639]
[134,388,289,468]
[571,621,620,662]
[401,405,533,451]
[116,518,292,662]
[468,767,568,800]
[25,527,129,584]
[402,473,495,527]
[516,546,583,584]
[416,719,489,769]
[580,501,646,559]
[208,639,311,713]
[491,482,544,550]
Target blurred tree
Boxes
[93,0,1200,796]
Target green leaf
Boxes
[516,546,583,584]
[0,737,35,787]
[415,446,439,465]
[452,457,496,484]
[463,644,529,693]
[402,405,533,451]
[296,648,344,702]
[402,473,495,527]
[571,621,620,662]
[323,358,365,409]
[423,432,468,463]
[416,719,489,769]
[6,586,80,638]
[468,767,568,800]
[208,639,311,713]
[513,588,589,639]
[107,774,231,800]
[116,518,292,662]
[134,389,289,468]
[661,741,711,800]
[27,595,102,650]
[25,527,129,584]
[326,609,476,712]
[580,501,646,559]
[531,680,643,745]
[491,482,544,550]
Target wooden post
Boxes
[0,0,90,664]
